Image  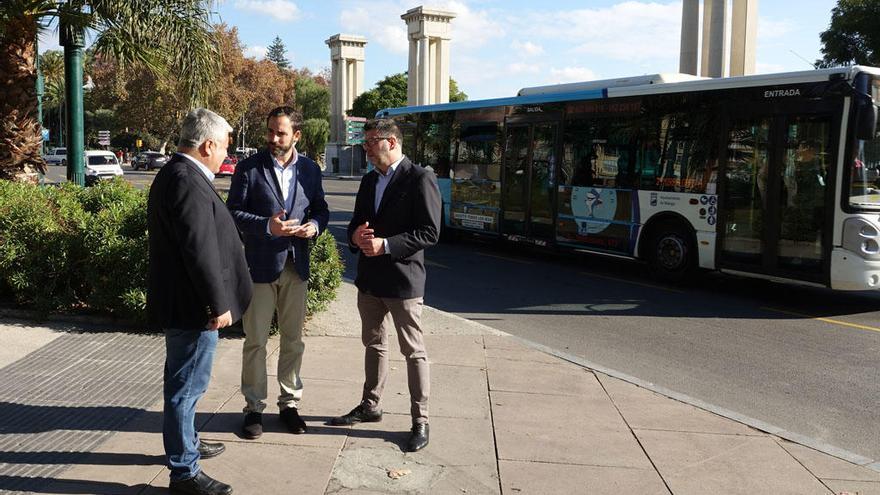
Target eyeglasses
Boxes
[364,136,392,146]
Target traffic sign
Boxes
[41,129,50,142]
[98,130,110,146]
[345,117,366,145]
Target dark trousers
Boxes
[163,328,218,482]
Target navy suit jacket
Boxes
[227,150,329,283]
[147,155,253,329]
[346,157,441,298]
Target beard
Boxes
[269,142,292,158]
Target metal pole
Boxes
[61,21,85,186]
[35,35,45,155]
[350,145,354,176]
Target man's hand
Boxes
[269,210,300,237]
[293,221,317,238]
[206,310,232,330]
[352,222,385,256]
[360,238,385,257]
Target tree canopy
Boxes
[818,0,880,67]
[0,0,220,182]
[267,36,290,71]
[349,73,468,119]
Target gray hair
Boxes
[178,108,233,148]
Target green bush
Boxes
[0,179,344,323]
[307,230,344,317]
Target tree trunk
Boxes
[0,17,46,183]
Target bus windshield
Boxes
[849,78,880,208]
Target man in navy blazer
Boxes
[226,106,329,439]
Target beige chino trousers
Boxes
[241,259,307,413]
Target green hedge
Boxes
[0,179,344,323]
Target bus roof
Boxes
[516,73,706,96]
[376,66,880,118]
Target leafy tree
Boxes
[818,0,880,67]
[349,73,467,118]
[299,118,330,161]
[267,35,290,71]
[294,76,330,121]
[0,0,220,183]
[349,73,408,118]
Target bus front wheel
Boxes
[648,224,695,282]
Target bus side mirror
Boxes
[856,97,878,140]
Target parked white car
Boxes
[84,150,124,185]
[42,147,67,166]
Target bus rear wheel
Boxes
[648,224,695,282]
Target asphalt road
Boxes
[47,167,880,463]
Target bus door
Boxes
[719,105,837,282]
[501,120,558,240]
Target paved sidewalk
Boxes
[1,282,880,494]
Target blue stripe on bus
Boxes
[377,89,607,116]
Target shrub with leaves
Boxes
[307,229,344,317]
[0,179,345,323]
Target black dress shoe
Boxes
[197,440,225,459]
[407,423,429,452]
[169,470,233,495]
[242,412,262,439]
[329,404,383,426]
[279,407,307,434]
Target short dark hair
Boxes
[267,106,303,131]
[364,118,403,142]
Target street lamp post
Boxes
[60,21,85,186]
[35,35,45,155]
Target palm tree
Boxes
[0,0,221,183]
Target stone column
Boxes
[730,0,758,76]
[402,6,456,106]
[705,0,729,78]
[700,0,713,77]
[438,38,450,103]
[418,36,430,105]
[407,39,418,105]
[325,34,366,142]
[329,57,339,143]
[325,34,367,174]
[679,0,699,76]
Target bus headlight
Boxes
[843,217,880,260]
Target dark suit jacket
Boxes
[147,155,253,330]
[226,150,329,283]
[347,157,441,298]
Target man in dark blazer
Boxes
[148,108,252,495]
[330,118,441,452]
[226,106,329,439]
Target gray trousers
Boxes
[357,291,429,424]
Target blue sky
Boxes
[41,1,840,101]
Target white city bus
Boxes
[377,67,880,290]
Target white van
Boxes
[84,150,124,185]
[42,147,67,166]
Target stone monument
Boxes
[324,34,367,174]
[679,0,757,78]
[401,6,456,106]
